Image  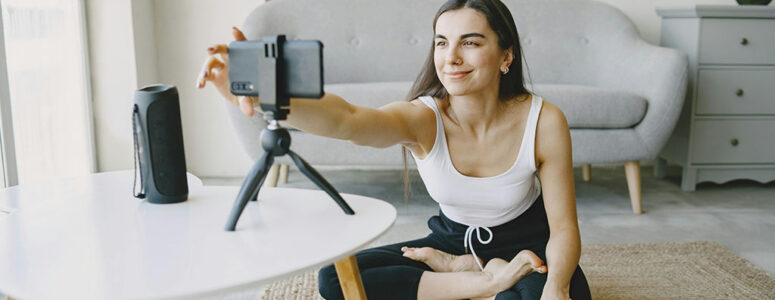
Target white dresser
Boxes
[655,5,775,191]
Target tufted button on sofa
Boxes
[224,0,689,214]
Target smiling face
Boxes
[433,8,511,97]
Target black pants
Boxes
[318,195,591,300]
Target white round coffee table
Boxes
[0,170,395,299]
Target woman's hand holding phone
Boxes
[197,27,257,117]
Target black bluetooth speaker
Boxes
[133,84,188,204]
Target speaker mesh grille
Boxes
[147,99,188,196]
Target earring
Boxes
[503,66,510,75]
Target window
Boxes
[0,0,94,186]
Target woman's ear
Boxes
[502,46,514,69]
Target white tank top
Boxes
[411,95,543,228]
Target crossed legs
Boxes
[402,247,546,300]
[318,238,546,300]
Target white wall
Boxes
[151,0,262,178]
[86,0,262,178]
[132,0,159,87]
[86,0,138,173]
[599,0,742,45]
[86,0,769,179]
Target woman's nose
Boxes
[446,48,461,65]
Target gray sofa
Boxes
[225,0,689,214]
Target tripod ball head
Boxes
[260,124,291,156]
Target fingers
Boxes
[232,26,247,41]
[196,27,254,116]
[238,96,255,117]
[207,44,229,64]
[207,44,228,55]
[197,56,226,88]
[203,26,246,68]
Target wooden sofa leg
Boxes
[624,161,643,214]
[582,164,591,182]
[263,164,280,187]
[278,164,289,184]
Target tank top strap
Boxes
[418,96,441,117]
[524,95,543,171]
[414,96,445,161]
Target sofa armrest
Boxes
[597,40,689,158]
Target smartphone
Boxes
[228,39,324,99]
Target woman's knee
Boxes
[318,265,343,300]
[514,272,546,300]
[495,289,522,300]
[569,266,591,300]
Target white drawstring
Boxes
[464,226,493,271]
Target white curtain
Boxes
[1,0,93,184]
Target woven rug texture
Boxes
[261,241,775,300]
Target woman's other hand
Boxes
[197,27,257,116]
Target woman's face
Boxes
[434,8,509,97]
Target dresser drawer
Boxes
[699,19,775,65]
[696,69,775,115]
[692,119,775,164]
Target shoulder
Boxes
[536,100,569,132]
[379,97,435,121]
[379,97,437,155]
[535,99,571,166]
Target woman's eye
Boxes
[464,41,478,46]
[435,41,446,46]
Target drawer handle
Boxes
[731,138,739,146]
[736,89,744,97]
[741,38,749,46]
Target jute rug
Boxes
[261,241,775,299]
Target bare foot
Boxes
[401,246,483,272]
[483,249,547,293]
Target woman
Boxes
[198,0,591,299]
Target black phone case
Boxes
[228,40,324,99]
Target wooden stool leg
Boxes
[263,164,280,187]
[334,255,367,300]
[582,164,591,182]
[624,161,643,214]
[278,164,289,184]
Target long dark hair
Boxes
[401,0,532,202]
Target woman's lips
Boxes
[446,71,471,79]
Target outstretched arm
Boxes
[197,27,432,149]
[535,102,580,300]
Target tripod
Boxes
[224,34,354,231]
[224,112,355,231]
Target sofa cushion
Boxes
[324,81,647,129]
[533,84,648,129]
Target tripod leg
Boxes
[287,150,355,215]
[250,163,273,202]
[250,166,270,202]
[225,151,275,231]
